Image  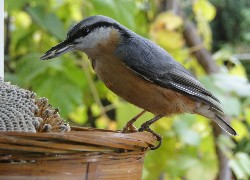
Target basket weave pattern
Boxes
[0,127,156,179]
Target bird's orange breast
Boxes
[90,29,196,115]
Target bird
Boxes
[40,15,237,149]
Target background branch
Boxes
[182,13,231,180]
[164,1,232,179]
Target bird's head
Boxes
[40,15,130,60]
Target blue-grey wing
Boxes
[115,35,222,112]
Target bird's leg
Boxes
[138,114,164,150]
[122,110,147,133]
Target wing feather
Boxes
[115,36,221,111]
[169,68,220,102]
[114,33,237,135]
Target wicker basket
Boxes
[0,126,156,180]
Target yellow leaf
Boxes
[96,115,109,129]
[231,120,248,141]
[153,30,184,50]
[153,117,173,131]
[151,11,183,32]
[193,0,216,21]
[15,11,32,28]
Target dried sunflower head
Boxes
[0,78,70,133]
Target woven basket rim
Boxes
[0,126,157,153]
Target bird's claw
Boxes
[122,123,138,133]
[138,125,162,150]
[122,110,146,133]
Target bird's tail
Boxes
[194,103,237,136]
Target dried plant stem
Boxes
[79,58,108,119]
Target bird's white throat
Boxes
[74,27,114,51]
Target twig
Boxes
[4,13,10,56]
[4,12,14,73]
[183,20,219,74]
[162,1,231,179]
[78,58,108,119]
[182,8,231,180]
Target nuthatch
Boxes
[41,15,237,148]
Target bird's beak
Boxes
[40,40,75,60]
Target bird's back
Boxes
[114,32,236,136]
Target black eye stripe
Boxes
[67,21,131,41]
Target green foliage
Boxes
[211,0,250,48]
[4,0,250,179]
[26,6,66,40]
[7,52,87,117]
[230,152,250,180]
[87,0,148,35]
[193,0,216,49]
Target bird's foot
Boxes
[121,110,146,133]
[138,124,162,150]
[122,122,138,133]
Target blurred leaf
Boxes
[196,15,212,49]
[69,106,87,125]
[240,59,250,81]
[154,30,184,50]
[15,12,32,28]
[245,109,250,125]
[170,48,190,63]
[151,12,183,31]
[14,53,63,86]
[219,135,236,149]
[199,74,241,117]
[237,153,250,175]
[26,6,66,40]
[63,59,87,88]
[11,26,35,54]
[212,47,246,76]
[193,0,216,21]
[144,131,177,180]
[90,0,138,32]
[96,116,110,129]
[12,53,85,117]
[174,115,201,146]
[220,96,241,116]
[181,130,200,146]
[218,135,235,157]
[193,0,215,48]
[186,160,216,180]
[230,159,246,180]
[5,0,31,12]
[95,79,110,98]
[153,116,174,132]
[234,138,250,155]
[231,120,249,140]
[116,102,153,129]
[150,12,184,51]
[31,70,83,117]
[230,152,250,179]
[199,75,221,94]
[212,73,250,97]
